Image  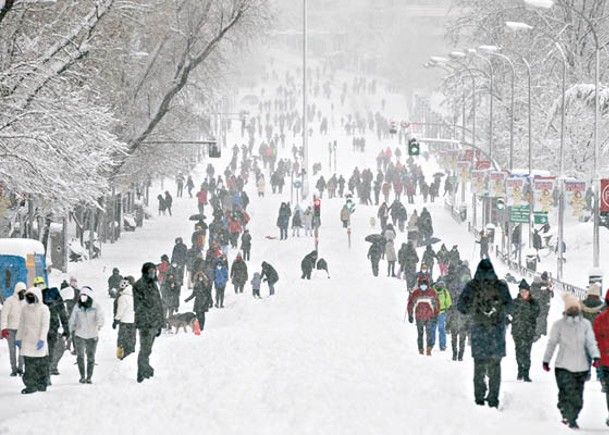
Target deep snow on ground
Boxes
[1,53,608,435]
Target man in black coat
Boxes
[171,237,188,281]
[241,230,252,261]
[367,242,383,277]
[133,262,165,383]
[41,285,69,381]
[301,250,318,280]
[457,259,513,408]
[260,261,279,296]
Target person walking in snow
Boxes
[407,276,440,356]
[1,282,26,376]
[457,259,512,409]
[593,291,609,423]
[15,287,50,394]
[543,293,600,429]
[69,286,104,384]
[230,254,248,293]
[367,241,383,277]
[133,262,165,383]
[509,279,539,382]
[431,278,451,351]
[184,272,212,331]
[251,272,262,298]
[531,271,554,341]
[446,263,470,361]
[213,258,229,308]
[114,278,136,360]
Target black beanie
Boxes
[518,279,530,290]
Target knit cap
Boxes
[562,293,580,311]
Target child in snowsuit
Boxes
[251,272,262,298]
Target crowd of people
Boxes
[2,60,609,432]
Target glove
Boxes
[14,340,21,348]
[593,358,601,368]
[156,328,162,337]
[543,362,550,372]
[36,340,44,350]
[112,320,118,330]
[1,329,8,339]
[408,315,413,324]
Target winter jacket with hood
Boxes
[133,262,165,330]
[457,259,513,359]
[1,282,26,330]
[185,272,212,312]
[15,287,50,357]
[251,272,261,290]
[545,313,599,372]
[115,285,135,324]
[260,262,279,284]
[407,276,440,321]
[69,287,104,340]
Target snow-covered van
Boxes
[0,238,47,301]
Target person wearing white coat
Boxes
[543,293,600,429]
[114,278,136,360]
[15,287,50,394]
[1,282,26,376]
[69,286,104,384]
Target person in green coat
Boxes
[510,279,540,382]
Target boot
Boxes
[86,361,94,384]
[78,359,86,384]
[418,348,424,355]
[116,347,125,360]
[452,352,457,361]
[426,347,432,356]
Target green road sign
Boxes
[534,212,548,225]
[510,205,530,223]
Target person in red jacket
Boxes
[407,276,440,356]
[593,291,609,425]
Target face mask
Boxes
[25,294,36,304]
[147,271,156,280]
[198,277,203,282]
[80,295,88,303]
[217,265,222,269]
[18,292,25,301]
[420,285,428,291]
[36,283,45,290]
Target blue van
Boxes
[0,238,48,301]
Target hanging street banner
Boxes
[601,179,609,213]
[533,176,556,213]
[463,150,481,162]
[506,177,527,207]
[564,180,587,218]
[471,170,487,195]
[488,171,507,198]
[457,161,471,184]
[476,161,491,170]
[437,151,448,170]
[448,150,459,171]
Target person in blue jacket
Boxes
[213,258,229,308]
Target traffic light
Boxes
[313,198,321,217]
[209,142,221,158]
[408,138,420,156]
[496,197,505,211]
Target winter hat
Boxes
[60,280,69,290]
[541,271,549,281]
[80,286,94,300]
[417,275,430,287]
[112,267,119,274]
[587,283,601,297]
[141,262,156,275]
[562,293,580,311]
[14,282,26,293]
[518,279,530,291]
[69,276,78,287]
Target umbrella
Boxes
[428,237,442,245]
[365,234,384,244]
[433,172,446,178]
[189,214,207,221]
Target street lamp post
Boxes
[302,0,309,199]
[524,0,601,272]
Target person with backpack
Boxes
[509,279,539,382]
[431,278,452,351]
[457,259,513,408]
[407,276,440,356]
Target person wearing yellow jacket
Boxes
[431,278,452,351]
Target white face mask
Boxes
[80,295,88,303]
[420,285,428,291]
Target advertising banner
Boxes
[457,161,471,184]
[533,177,556,213]
[506,177,526,207]
[471,170,487,195]
[564,180,587,218]
[487,171,507,198]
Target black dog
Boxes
[316,258,330,279]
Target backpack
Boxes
[471,280,505,325]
